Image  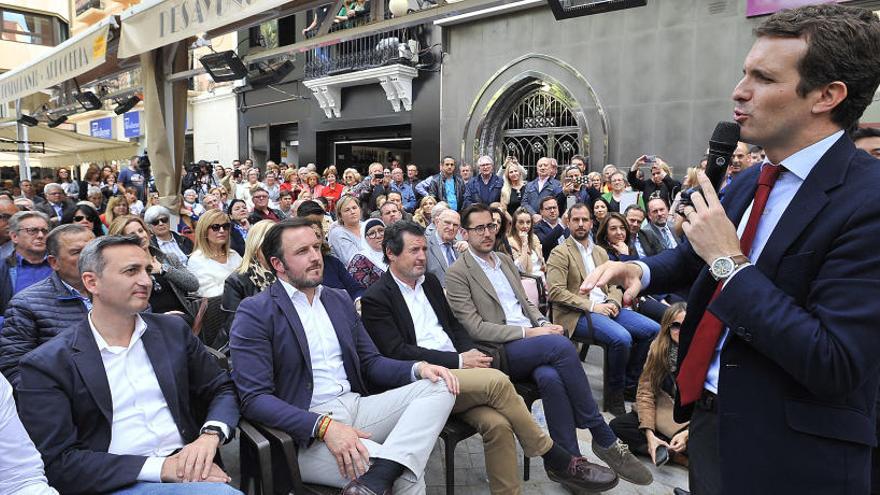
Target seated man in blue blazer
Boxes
[230,218,458,495]
[17,235,241,495]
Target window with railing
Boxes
[75,0,105,16]
[304,25,421,79]
[0,8,67,46]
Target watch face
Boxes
[712,257,735,278]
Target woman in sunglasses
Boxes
[187,209,242,297]
[143,205,193,265]
[61,204,104,237]
[108,216,199,322]
[610,303,689,468]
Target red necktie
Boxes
[677,164,782,405]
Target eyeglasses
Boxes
[0,213,11,221]
[150,217,169,226]
[670,322,682,332]
[18,227,49,236]
[253,195,269,200]
[365,228,385,239]
[73,215,88,222]
[209,223,232,232]
[465,223,499,235]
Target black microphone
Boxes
[678,121,740,210]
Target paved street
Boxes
[224,346,689,494]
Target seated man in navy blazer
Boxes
[16,235,241,495]
[230,218,458,495]
[362,221,618,494]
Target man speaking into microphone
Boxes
[582,5,880,494]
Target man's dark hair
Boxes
[539,195,558,211]
[379,201,399,214]
[313,196,329,208]
[296,200,325,218]
[571,154,589,166]
[382,220,425,264]
[78,235,143,276]
[279,189,293,199]
[460,203,492,229]
[754,4,880,129]
[386,191,402,200]
[646,196,670,209]
[852,126,880,141]
[568,202,591,219]
[47,224,91,258]
[623,204,646,217]
[748,144,764,154]
[261,218,317,271]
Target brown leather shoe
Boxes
[340,479,391,495]
[546,456,619,493]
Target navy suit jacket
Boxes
[361,271,475,369]
[644,135,880,493]
[16,313,239,494]
[229,282,416,447]
[463,174,503,208]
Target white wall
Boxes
[192,87,239,164]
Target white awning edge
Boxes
[0,17,118,106]
[117,0,293,59]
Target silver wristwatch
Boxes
[709,255,750,281]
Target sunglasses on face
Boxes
[209,223,232,232]
[73,215,89,222]
[670,322,682,331]
[150,217,170,226]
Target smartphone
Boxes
[374,173,385,179]
[644,155,656,164]
[654,445,669,467]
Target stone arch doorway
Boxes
[460,54,609,178]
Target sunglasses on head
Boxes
[209,222,231,232]
[150,217,169,226]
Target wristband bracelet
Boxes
[317,416,332,441]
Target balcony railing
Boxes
[304,25,420,80]
[75,0,105,16]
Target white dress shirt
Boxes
[155,237,188,266]
[390,272,458,364]
[638,130,844,394]
[278,281,352,408]
[0,374,58,495]
[574,239,608,310]
[469,249,534,336]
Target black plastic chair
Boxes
[249,422,337,495]
[239,420,273,495]
[513,381,541,481]
[438,416,479,495]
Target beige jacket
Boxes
[445,250,547,343]
[635,371,689,437]
[546,237,623,334]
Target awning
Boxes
[118,0,296,59]
[0,126,138,168]
[0,17,117,107]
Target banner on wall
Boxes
[90,118,114,139]
[123,111,142,138]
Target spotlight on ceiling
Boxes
[200,50,249,82]
[247,59,295,88]
[114,95,141,115]
[47,115,68,128]
[76,91,103,111]
[17,114,39,127]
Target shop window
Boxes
[0,8,66,46]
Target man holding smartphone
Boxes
[628,155,681,206]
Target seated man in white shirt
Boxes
[17,236,241,494]
[0,373,57,495]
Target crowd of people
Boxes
[2,4,880,493]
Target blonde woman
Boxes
[187,209,243,297]
[100,194,129,227]
[507,207,545,279]
[412,195,437,227]
[221,220,277,329]
[499,158,527,216]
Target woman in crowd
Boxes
[412,195,437,228]
[101,173,121,199]
[499,157,527,217]
[341,168,361,197]
[100,165,114,183]
[304,172,323,197]
[87,186,105,213]
[320,169,344,213]
[610,303,689,467]
[188,209,243,297]
[587,172,603,193]
[109,215,200,320]
[227,199,249,256]
[221,220,276,331]
[78,165,102,201]
[56,168,79,200]
[125,187,145,216]
[62,203,105,237]
[490,206,513,257]
[347,219,387,288]
[596,212,638,262]
[602,172,643,213]
[263,171,281,203]
[144,205,192,266]
[508,207,545,280]
[101,195,129,227]
[280,169,300,195]
[591,197,610,237]
[328,195,364,266]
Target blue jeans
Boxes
[112,482,243,494]
[575,309,660,392]
[504,334,614,455]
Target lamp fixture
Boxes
[17,114,38,127]
[47,115,68,128]
[200,50,249,82]
[113,95,141,115]
[546,0,645,20]
[247,59,295,88]
[75,91,103,111]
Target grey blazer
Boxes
[426,232,452,287]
